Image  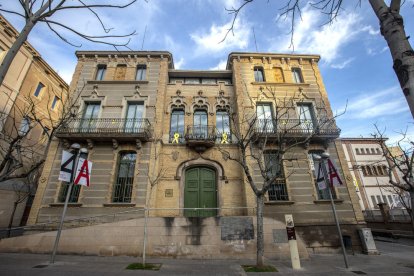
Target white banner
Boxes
[74,158,93,187]
[58,150,75,182]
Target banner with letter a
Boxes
[316,158,343,190]
[74,158,93,187]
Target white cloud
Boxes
[340,86,409,119]
[367,46,388,56]
[331,58,355,69]
[209,59,227,70]
[174,58,185,69]
[190,18,250,54]
[269,6,377,64]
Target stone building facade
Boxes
[27,51,365,254]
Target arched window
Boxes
[112,152,136,203]
[193,109,208,138]
[170,109,185,143]
[216,109,231,143]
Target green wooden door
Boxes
[184,167,217,217]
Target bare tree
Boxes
[0,0,137,87]
[217,85,342,267]
[0,83,83,233]
[373,126,414,233]
[224,0,414,118]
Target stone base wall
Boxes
[0,216,310,260]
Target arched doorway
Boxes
[184,167,217,217]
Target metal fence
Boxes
[363,208,411,222]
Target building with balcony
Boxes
[340,138,409,211]
[25,51,365,257]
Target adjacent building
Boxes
[0,15,69,228]
[27,50,365,255]
[340,138,407,211]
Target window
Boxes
[114,64,127,80]
[95,65,106,80]
[372,166,378,176]
[19,117,31,136]
[256,103,274,133]
[59,150,88,203]
[125,102,144,132]
[254,67,265,82]
[264,151,288,201]
[356,148,360,155]
[291,68,304,83]
[366,166,373,176]
[371,148,375,154]
[136,65,146,81]
[33,82,44,97]
[377,166,384,176]
[309,151,336,200]
[81,102,100,131]
[170,109,185,143]
[297,103,315,132]
[201,78,216,84]
[361,148,365,154]
[376,148,381,154]
[112,152,136,203]
[184,78,200,84]
[371,196,378,209]
[361,166,367,176]
[216,110,231,143]
[193,109,208,138]
[366,148,370,154]
[51,96,60,110]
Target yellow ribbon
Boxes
[172,132,180,143]
[221,133,228,144]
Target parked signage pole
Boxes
[50,144,87,264]
[319,153,349,269]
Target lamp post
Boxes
[50,143,87,264]
[314,152,349,269]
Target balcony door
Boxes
[193,110,208,138]
[81,103,100,131]
[125,103,144,132]
[297,103,315,132]
[256,103,274,133]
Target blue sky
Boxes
[2,0,414,144]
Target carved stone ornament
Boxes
[86,139,94,149]
[168,90,186,114]
[136,139,142,150]
[112,139,119,149]
[172,151,179,161]
[215,90,230,112]
[62,139,71,149]
[192,90,209,112]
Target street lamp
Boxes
[314,152,349,269]
[50,143,87,264]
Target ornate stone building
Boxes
[25,51,365,256]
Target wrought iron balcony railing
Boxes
[185,125,217,141]
[56,118,152,141]
[254,118,340,139]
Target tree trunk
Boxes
[410,190,414,235]
[256,194,265,267]
[0,19,36,87]
[369,0,414,118]
[7,201,19,238]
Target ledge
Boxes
[103,203,136,207]
[313,199,344,204]
[251,82,310,86]
[265,201,295,205]
[49,203,83,207]
[87,80,149,85]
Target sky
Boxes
[1,0,414,145]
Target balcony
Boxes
[185,125,217,152]
[254,119,340,140]
[55,118,152,142]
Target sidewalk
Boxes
[0,240,413,275]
